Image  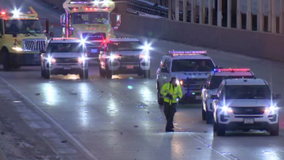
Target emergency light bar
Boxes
[214,68,251,72]
[0,7,38,18]
[63,0,115,12]
[168,50,207,56]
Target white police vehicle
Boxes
[156,51,218,105]
[41,38,88,79]
[201,68,256,124]
[212,78,281,136]
[98,38,151,79]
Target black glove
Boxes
[166,93,173,99]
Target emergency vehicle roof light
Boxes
[52,37,78,40]
[1,11,6,15]
[168,50,207,56]
[214,68,251,72]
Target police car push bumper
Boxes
[215,105,279,131]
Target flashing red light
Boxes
[1,11,6,15]
[215,68,250,72]
[179,79,183,85]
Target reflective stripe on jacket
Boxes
[160,82,183,104]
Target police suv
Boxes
[156,51,217,105]
[212,78,281,136]
[40,38,88,79]
[98,38,151,79]
[201,68,255,124]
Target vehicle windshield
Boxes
[47,43,83,53]
[72,12,110,24]
[171,59,215,72]
[4,20,43,34]
[225,85,271,99]
[209,76,254,89]
[108,42,143,51]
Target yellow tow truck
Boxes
[60,0,121,59]
[0,7,51,71]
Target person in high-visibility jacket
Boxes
[160,77,183,132]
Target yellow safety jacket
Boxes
[160,82,183,104]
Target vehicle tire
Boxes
[106,70,112,79]
[157,84,163,105]
[99,66,105,77]
[270,123,279,136]
[2,49,11,71]
[216,124,226,136]
[43,70,50,79]
[213,121,217,132]
[41,68,44,77]
[80,69,89,79]
[202,108,206,121]
[144,70,150,78]
[206,112,213,124]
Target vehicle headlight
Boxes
[78,56,87,63]
[45,56,56,63]
[221,105,233,113]
[265,105,279,114]
[12,46,23,52]
[108,54,120,61]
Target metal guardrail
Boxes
[126,0,266,32]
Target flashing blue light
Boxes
[127,85,133,89]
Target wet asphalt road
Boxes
[1,0,284,160]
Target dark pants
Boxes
[164,102,177,131]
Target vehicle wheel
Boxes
[202,108,206,121]
[144,70,150,78]
[99,66,105,77]
[206,112,213,124]
[216,124,226,136]
[41,68,44,77]
[43,70,50,79]
[106,70,112,79]
[157,85,163,105]
[270,123,279,136]
[213,121,217,132]
[2,49,11,71]
[80,69,89,79]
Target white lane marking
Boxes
[187,133,234,160]
[0,77,99,160]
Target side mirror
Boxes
[13,33,17,37]
[211,95,218,99]
[161,67,169,73]
[116,14,121,27]
[273,94,282,99]
[60,14,66,26]
[215,65,223,69]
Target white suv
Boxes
[98,38,151,79]
[212,78,281,136]
[156,51,218,105]
[41,38,88,79]
[201,68,255,124]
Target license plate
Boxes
[195,96,202,99]
[91,49,98,53]
[244,118,254,124]
[63,66,71,70]
[126,65,134,69]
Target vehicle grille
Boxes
[120,55,140,63]
[182,78,206,89]
[55,58,78,63]
[23,39,46,51]
[231,107,265,114]
[82,32,106,40]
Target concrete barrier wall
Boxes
[118,13,284,62]
[42,0,284,62]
